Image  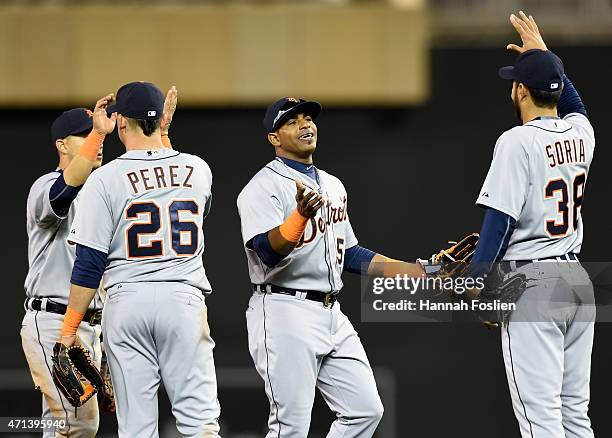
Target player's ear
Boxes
[56,138,67,155]
[268,132,280,147]
[117,115,127,132]
[517,83,529,102]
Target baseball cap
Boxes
[263,97,322,133]
[51,108,93,142]
[498,49,564,92]
[107,82,164,120]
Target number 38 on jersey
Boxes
[124,199,201,259]
[543,172,586,237]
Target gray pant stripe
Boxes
[507,324,534,438]
[262,293,281,438]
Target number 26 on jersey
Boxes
[125,199,201,259]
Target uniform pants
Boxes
[246,291,384,438]
[501,262,595,438]
[103,282,221,438]
[21,310,101,438]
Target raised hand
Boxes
[506,11,548,54]
[295,179,324,218]
[92,94,117,136]
[161,86,178,135]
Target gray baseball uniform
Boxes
[477,113,595,437]
[237,157,383,438]
[22,170,102,437]
[68,148,220,438]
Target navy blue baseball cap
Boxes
[263,97,322,133]
[107,81,164,120]
[51,108,93,142]
[499,49,564,92]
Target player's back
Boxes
[494,113,594,260]
[71,148,213,292]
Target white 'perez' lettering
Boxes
[125,165,195,194]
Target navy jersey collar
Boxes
[276,156,317,180]
[531,115,560,121]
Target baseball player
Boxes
[467,12,595,437]
[58,82,221,438]
[22,88,176,436]
[21,104,107,437]
[237,98,424,437]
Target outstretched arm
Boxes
[341,243,424,278]
[365,253,425,278]
[506,11,587,118]
[46,95,115,218]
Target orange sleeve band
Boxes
[279,209,308,243]
[61,307,85,338]
[161,133,172,148]
[78,130,105,161]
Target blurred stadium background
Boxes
[2,0,611,437]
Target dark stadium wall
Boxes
[3,47,611,437]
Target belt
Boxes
[503,253,579,273]
[25,298,102,326]
[515,253,579,269]
[252,284,338,308]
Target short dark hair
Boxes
[127,117,161,136]
[526,85,562,109]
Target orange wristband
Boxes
[161,133,172,148]
[78,130,105,161]
[61,307,85,338]
[279,209,308,243]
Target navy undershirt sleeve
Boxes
[49,173,82,217]
[250,232,284,268]
[343,245,376,275]
[71,244,107,289]
[465,208,516,279]
[558,75,587,119]
[249,231,377,273]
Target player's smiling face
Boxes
[272,113,318,161]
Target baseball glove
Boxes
[51,343,104,407]
[420,232,479,278]
[476,267,530,328]
[97,349,116,413]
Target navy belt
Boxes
[25,298,102,325]
[253,284,338,308]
